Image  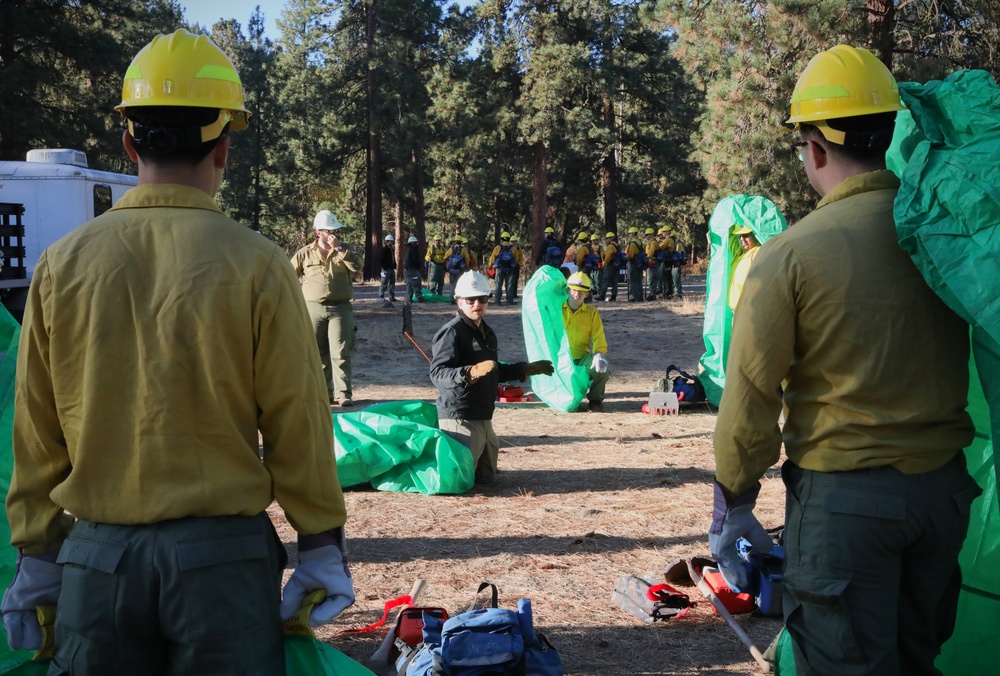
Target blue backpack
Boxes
[672,247,688,266]
[543,243,563,267]
[582,252,601,273]
[446,246,467,274]
[612,247,627,268]
[633,250,648,268]
[495,245,515,272]
[400,584,563,676]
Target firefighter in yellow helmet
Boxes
[711,45,978,676]
[426,233,448,295]
[598,232,622,302]
[655,226,675,298]
[727,225,760,311]
[562,272,610,411]
[509,234,525,302]
[445,234,471,302]
[488,231,517,305]
[643,227,659,300]
[574,232,598,280]
[2,29,352,671]
[625,226,643,301]
[536,227,564,268]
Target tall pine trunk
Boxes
[531,140,548,269]
[602,93,617,238]
[365,0,383,281]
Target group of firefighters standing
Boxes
[380,226,688,306]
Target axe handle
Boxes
[367,579,426,673]
[688,562,770,673]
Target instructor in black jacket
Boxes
[430,270,553,484]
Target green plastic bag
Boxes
[416,289,452,303]
[333,400,475,494]
[284,635,375,675]
[521,266,588,412]
[698,195,787,405]
[887,70,1000,675]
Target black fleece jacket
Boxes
[430,311,527,420]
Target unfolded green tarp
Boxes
[698,195,787,405]
[333,400,475,494]
[777,69,1000,676]
[416,290,452,303]
[521,266,588,412]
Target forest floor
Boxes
[271,274,786,675]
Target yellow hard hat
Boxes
[627,227,639,234]
[577,232,588,241]
[605,231,616,238]
[590,234,599,241]
[511,235,519,242]
[117,29,250,141]
[566,272,592,292]
[658,227,669,235]
[501,231,511,240]
[544,227,555,234]
[786,45,903,144]
[433,234,442,241]
[644,228,655,236]
[734,225,753,235]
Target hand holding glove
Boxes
[592,353,609,374]
[280,532,356,627]
[467,360,497,380]
[707,482,773,592]
[1,553,62,651]
[524,360,554,377]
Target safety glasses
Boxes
[792,140,808,162]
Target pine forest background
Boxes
[2,0,999,278]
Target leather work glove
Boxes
[592,352,609,374]
[467,360,497,380]
[280,531,356,627]
[1,552,62,651]
[708,482,774,592]
[524,360,554,377]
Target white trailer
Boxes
[0,149,137,319]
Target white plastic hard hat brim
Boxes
[454,270,491,298]
[385,234,395,241]
[407,236,419,243]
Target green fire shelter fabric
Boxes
[776,69,1000,675]
[416,289,452,303]
[0,304,374,675]
[698,195,787,405]
[521,266,589,412]
[333,400,475,494]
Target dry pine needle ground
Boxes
[271,277,784,675]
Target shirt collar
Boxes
[816,170,900,210]
[110,184,225,214]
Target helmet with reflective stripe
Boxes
[117,29,250,142]
[567,272,592,292]
[786,44,903,145]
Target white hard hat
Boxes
[454,270,491,298]
[407,235,419,244]
[385,234,395,242]
[313,210,343,231]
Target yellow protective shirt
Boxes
[602,242,619,266]
[714,171,973,499]
[561,302,608,360]
[426,244,447,264]
[291,241,362,304]
[644,238,659,261]
[727,245,760,311]
[8,184,346,554]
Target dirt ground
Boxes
[271,273,786,675]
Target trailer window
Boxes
[93,184,113,217]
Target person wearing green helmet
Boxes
[711,44,979,675]
[2,29,352,672]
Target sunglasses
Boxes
[792,140,808,162]
[461,296,489,305]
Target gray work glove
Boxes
[280,530,355,627]
[1,552,62,651]
[708,482,773,591]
